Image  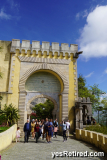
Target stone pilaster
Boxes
[79,106,83,129]
[61,93,68,121]
[76,110,79,128]
[18,92,26,136]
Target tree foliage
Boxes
[78,74,92,98]
[101,97,107,109]
[101,97,107,126]
[32,99,54,119]
[78,74,105,112]
[0,104,20,126]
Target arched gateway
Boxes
[26,94,58,120]
[1,39,91,134]
[18,64,69,128]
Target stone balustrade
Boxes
[76,129,107,153]
[10,39,79,58]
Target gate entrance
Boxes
[26,95,58,121]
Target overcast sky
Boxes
[0,0,107,93]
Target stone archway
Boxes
[18,63,69,131]
[26,94,58,120]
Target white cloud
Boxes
[76,10,88,20]
[78,5,107,59]
[7,0,18,9]
[0,9,11,20]
[85,71,94,78]
[76,13,80,20]
[82,10,88,18]
[104,68,107,74]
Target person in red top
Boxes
[34,122,40,143]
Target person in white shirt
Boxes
[16,127,21,142]
[66,120,70,138]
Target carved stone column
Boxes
[79,106,83,129]
[76,109,79,128]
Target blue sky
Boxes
[1,0,107,93]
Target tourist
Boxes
[54,119,58,127]
[60,121,67,142]
[39,121,43,139]
[66,120,70,138]
[38,119,41,125]
[53,119,58,138]
[48,119,53,143]
[23,119,31,143]
[41,119,45,139]
[87,117,91,125]
[16,127,21,143]
[50,119,54,138]
[34,122,40,143]
[35,119,37,124]
[31,119,35,139]
[43,118,49,142]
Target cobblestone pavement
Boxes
[0,135,107,160]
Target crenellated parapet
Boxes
[77,97,91,103]
[10,39,82,60]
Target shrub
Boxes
[85,124,107,134]
[30,112,37,120]
[0,103,20,126]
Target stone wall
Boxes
[0,124,17,151]
[0,41,11,108]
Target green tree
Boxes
[0,103,20,126]
[78,74,105,112]
[101,97,107,126]
[89,84,105,111]
[78,74,92,98]
[101,97,107,109]
[32,99,54,119]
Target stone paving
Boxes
[0,135,107,160]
